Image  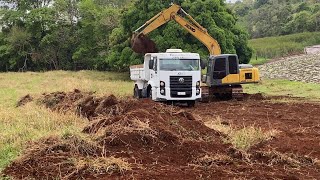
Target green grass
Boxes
[249,31,320,61]
[0,70,132,172]
[243,79,320,100]
[249,57,269,65]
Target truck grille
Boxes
[170,76,192,98]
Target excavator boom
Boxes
[131,4,221,55]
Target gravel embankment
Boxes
[258,54,320,83]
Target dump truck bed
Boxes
[130,64,145,81]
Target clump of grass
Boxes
[228,127,278,150]
[204,116,231,135]
[204,116,279,150]
[254,151,315,168]
[72,156,131,175]
[195,154,233,167]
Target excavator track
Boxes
[231,85,244,101]
[200,85,244,102]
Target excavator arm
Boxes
[131,3,221,55]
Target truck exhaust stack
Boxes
[131,33,158,54]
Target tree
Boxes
[0,0,253,72]
[231,0,320,38]
[74,0,121,70]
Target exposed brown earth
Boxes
[3,90,320,179]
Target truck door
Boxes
[150,56,158,80]
[148,56,158,99]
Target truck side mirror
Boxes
[200,59,207,70]
[149,60,154,69]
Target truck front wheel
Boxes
[134,85,142,99]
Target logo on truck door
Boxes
[179,78,185,84]
[185,24,196,32]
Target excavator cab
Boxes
[206,55,240,86]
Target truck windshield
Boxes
[159,59,200,71]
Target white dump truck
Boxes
[130,49,202,107]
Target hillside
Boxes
[231,0,320,39]
[248,31,320,63]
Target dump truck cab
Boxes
[130,49,202,106]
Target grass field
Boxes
[249,57,269,65]
[249,31,320,62]
[1,71,320,172]
[243,79,320,100]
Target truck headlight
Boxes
[160,81,165,95]
[196,81,200,95]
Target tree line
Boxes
[231,0,320,38]
[0,0,252,72]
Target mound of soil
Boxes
[3,90,320,179]
[4,91,229,179]
[16,94,33,107]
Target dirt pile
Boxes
[3,91,320,179]
[16,94,33,107]
[4,90,229,179]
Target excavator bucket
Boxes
[131,33,158,54]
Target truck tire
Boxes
[134,85,142,99]
[187,100,195,107]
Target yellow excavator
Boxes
[131,3,259,100]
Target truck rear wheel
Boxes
[134,85,142,99]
